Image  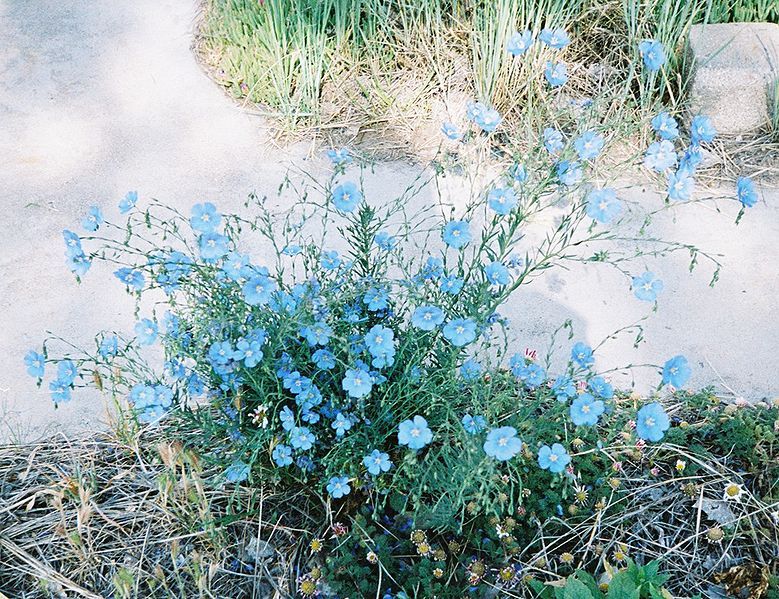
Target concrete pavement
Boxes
[1,0,777,441]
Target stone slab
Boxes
[689,22,779,135]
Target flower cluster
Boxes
[25,31,760,598]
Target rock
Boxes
[245,538,275,562]
[697,497,737,525]
[688,22,779,135]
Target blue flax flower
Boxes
[289,426,316,450]
[737,177,758,207]
[543,127,564,154]
[283,371,311,396]
[63,230,83,257]
[439,275,464,295]
[272,444,293,467]
[460,359,482,381]
[135,319,158,346]
[588,376,614,399]
[441,122,461,140]
[556,160,582,186]
[461,414,487,435]
[545,62,568,87]
[690,115,716,144]
[233,339,264,367]
[301,321,333,347]
[191,202,221,233]
[398,415,433,450]
[443,318,477,347]
[662,355,691,388]
[99,336,118,357]
[327,476,351,499]
[243,275,277,306]
[320,250,341,270]
[209,341,233,366]
[342,367,373,398]
[483,427,522,461]
[57,360,77,385]
[442,220,471,249]
[224,461,250,483]
[281,244,301,256]
[365,325,394,358]
[466,101,502,132]
[644,140,677,172]
[363,450,392,475]
[49,379,72,403]
[375,231,397,250]
[222,252,251,281]
[411,305,444,331]
[24,350,45,378]
[510,163,528,182]
[279,406,295,431]
[651,112,679,140]
[332,182,362,213]
[487,187,517,215]
[538,443,571,473]
[539,28,570,49]
[632,271,663,302]
[570,393,604,426]
[574,131,604,161]
[571,341,595,368]
[114,267,145,292]
[552,376,576,402]
[667,169,695,201]
[636,402,670,442]
[312,349,336,370]
[130,384,156,409]
[679,145,703,174]
[488,187,518,215]
[586,188,622,224]
[516,362,547,387]
[327,147,352,166]
[119,191,138,213]
[362,287,388,312]
[199,231,229,261]
[485,261,510,286]
[507,30,533,55]
[66,251,90,277]
[332,412,352,437]
[639,40,666,71]
[82,206,103,232]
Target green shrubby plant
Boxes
[25,36,772,596]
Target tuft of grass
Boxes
[196,0,778,156]
[0,431,316,597]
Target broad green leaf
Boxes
[607,572,640,599]
[563,577,596,599]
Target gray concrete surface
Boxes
[1,1,778,442]
[689,22,779,135]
